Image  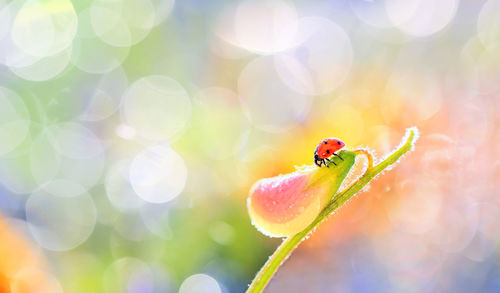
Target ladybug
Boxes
[314,138,345,167]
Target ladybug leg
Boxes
[334,153,344,161]
[323,159,330,167]
[326,158,337,166]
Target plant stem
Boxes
[246,127,418,293]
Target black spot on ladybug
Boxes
[326,150,330,154]
[337,141,341,145]
[324,141,327,144]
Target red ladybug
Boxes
[314,138,345,167]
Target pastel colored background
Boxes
[0,0,499,292]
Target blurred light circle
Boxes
[79,88,122,121]
[0,40,40,68]
[349,0,393,28]
[75,7,95,39]
[179,274,222,293]
[0,0,12,40]
[11,268,63,293]
[238,56,312,132]
[0,86,30,156]
[129,144,187,203]
[71,35,130,74]
[30,123,105,188]
[457,36,486,91]
[90,0,155,47]
[40,178,89,198]
[0,122,42,194]
[8,47,71,81]
[386,0,458,37]
[0,0,40,68]
[213,3,245,53]
[209,35,252,59]
[233,0,298,54]
[79,67,128,122]
[51,122,104,159]
[150,0,175,26]
[71,8,129,74]
[103,257,154,293]
[56,152,105,189]
[477,0,500,48]
[11,0,77,57]
[47,0,78,54]
[473,43,500,94]
[460,36,485,65]
[274,17,353,95]
[383,0,420,27]
[194,87,250,159]
[11,1,54,57]
[140,203,173,239]
[105,160,145,212]
[25,180,97,251]
[121,75,191,141]
[115,124,136,140]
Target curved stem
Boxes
[353,148,374,169]
[246,127,418,293]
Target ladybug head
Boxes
[314,154,322,167]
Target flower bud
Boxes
[248,151,355,237]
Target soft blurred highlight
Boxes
[0,0,499,292]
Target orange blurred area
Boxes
[0,216,61,293]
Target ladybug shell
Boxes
[314,138,345,159]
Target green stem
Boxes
[246,127,418,293]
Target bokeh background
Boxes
[0,0,499,292]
